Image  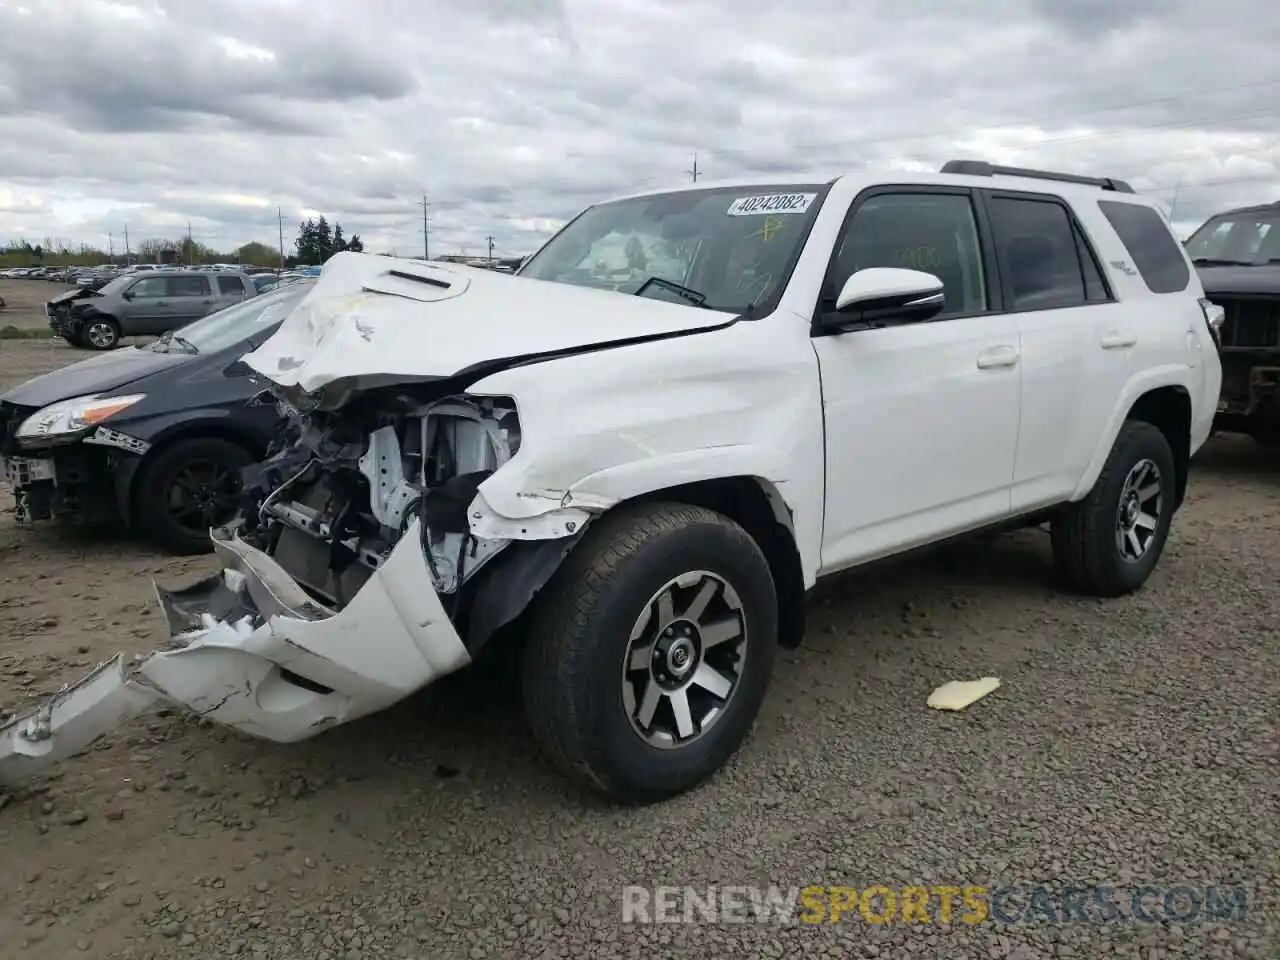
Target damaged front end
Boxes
[1,388,572,784]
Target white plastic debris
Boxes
[927,677,1001,711]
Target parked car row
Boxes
[2,263,285,284]
[0,159,1229,804]
[2,279,315,551]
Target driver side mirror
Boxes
[814,267,945,335]
[121,290,134,300]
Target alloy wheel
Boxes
[1115,458,1162,562]
[621,570,748,749]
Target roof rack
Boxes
[940,159,1135,194]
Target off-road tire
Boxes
[133,437,254,555]
[1051,420,1177,597]
[522,501,778,804]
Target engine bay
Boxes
[235,392,521,610]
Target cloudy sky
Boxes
[1,0,1278,259]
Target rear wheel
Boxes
[522,501,778,804]
[1051,420,1176,597]
[82,316,121,350]
[133,437,254,555]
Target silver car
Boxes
[46,270,259,350]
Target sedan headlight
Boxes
[16,394,146,440]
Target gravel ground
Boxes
[0,277,75,331]
[0,292,1276,958]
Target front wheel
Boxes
[522,501,778,804]
[133,437,254,555]
[1051,420,1177,597]
[81,316,121,350]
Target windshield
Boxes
[149,280,314,355]
[1184,210,1280,265]
[518,183,830,313]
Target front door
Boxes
[809,187,1022,574]
[119,275,171,334]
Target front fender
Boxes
[1070,364,1195,502]
[464,317,827,585]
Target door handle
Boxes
[201,299,213,304]
[1100,332,1137,349]
[976,345,1019,369]
[154,300,168,306]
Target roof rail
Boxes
[940,159,1135,194]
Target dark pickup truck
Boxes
[1186,202,1280,447]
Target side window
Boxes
[128,276,167,297]
[827,192,988,318]
[1073,226,1112,303]
[1097,200,1191,294]
[216,276,243,295]
[166,276,211,297]
[987,196,1090,311]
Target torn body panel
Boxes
[0,394,517,785]
[0,519,469,784]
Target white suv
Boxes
[1,161,1222,803]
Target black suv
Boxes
[1186,203,1280,446]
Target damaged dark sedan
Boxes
[1186,202,1280,447]
[1,279,315,553]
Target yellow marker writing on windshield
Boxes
[749,217,785,242]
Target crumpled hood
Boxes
[47,287,96,308]
[242,251,735,401]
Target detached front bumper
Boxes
[0,518,470,785]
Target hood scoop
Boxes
[363,266,469,304]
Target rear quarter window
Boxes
[1097,200,1190,294]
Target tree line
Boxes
[2,213,365,269]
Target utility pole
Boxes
[277,207,286,272]
[186,222,193,266]
[486,235,495,263]
[688,152,700,182]
[123,224,130,264]
[108,232,114,262]
[420,196,431,261]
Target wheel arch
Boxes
[117,419,268,526]
[1072,369,1195,509]
[459,475,807,658]
[1125,385,1192,511]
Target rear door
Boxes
[164,274,215,325]
[215,274,249,311]
[980,189,1131,512]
